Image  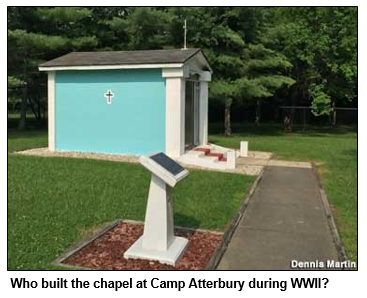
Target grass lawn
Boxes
[210,123,357,263]
[8,129,254,270]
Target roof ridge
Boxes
[68,48,200,54]
[39,48,209,70]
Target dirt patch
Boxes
[63,222,222,270]
[316,164,330,176]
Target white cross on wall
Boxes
[104,90,114,104]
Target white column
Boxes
[199,71,211,145]
[47,71,56,151]
[163,68,188,158]
[199,81,208,145]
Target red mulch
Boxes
[63,222,222,270]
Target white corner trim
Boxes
[162,66,190,78]
[39,63,184,72]
[48,72,56,151]
[199,81,209,145]
[165,77,185,158]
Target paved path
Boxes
[217,166,339,270]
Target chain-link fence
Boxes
[209,102,357,129]
[279,106,357,130]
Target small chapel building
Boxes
[39,49,212,158]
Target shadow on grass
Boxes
[209,123,357,137]
[209,123,283,136]
[8,117,47,131]
[8,129,47,140]
[175,212,201,229]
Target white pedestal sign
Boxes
[124,153,189,265]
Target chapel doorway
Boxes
[185,77,200,150]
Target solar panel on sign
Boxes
[150,153,185,176]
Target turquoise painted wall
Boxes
[55,69,166,155]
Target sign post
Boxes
[124,153,189,265]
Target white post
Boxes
[227,150,237,170]
[163,68,189,158]
[199,71,211,145]
[199,81,208,145]
[240,141,248,157]
[124,154,189,265]
[47,71,56,151]
[142,174,174,251]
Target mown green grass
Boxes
[210,123,357,263]
[8,129,254,270]
[8,129,48,153]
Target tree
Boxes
[106,7,170,50]
[309,83,332,116]
[264,7,357,123]
[168,7,293,135]
[8,28,69,128]
[236,44,295,126]
[8,7,357,131]
[8,7,97,129]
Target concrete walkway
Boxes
[217,166,339,270]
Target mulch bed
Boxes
[63,222,223,270]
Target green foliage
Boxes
[8,29,69,52]
[238,44,295,103]
[170,7,296,125]
[70,36,98,50]
[234,78,272,99]
[7,7,357,128]
[214,25,245,49]
[210,80,236,106]
[235,75,295,101]
[309,84,332,116]
[264,7,357,111]
[8,76,23,89]
[37,7,92,23]
[8,76,23,107]
[106,7,170,50]
[7,7,99,128]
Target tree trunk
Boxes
[224,104,232,136]
[332,100,336,126]
[18,55,28,130]
[255,99,261,126]
[18,86,27,130]
[37,96,41,120]
[28,98,40,121]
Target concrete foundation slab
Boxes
[124,236,188,266]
